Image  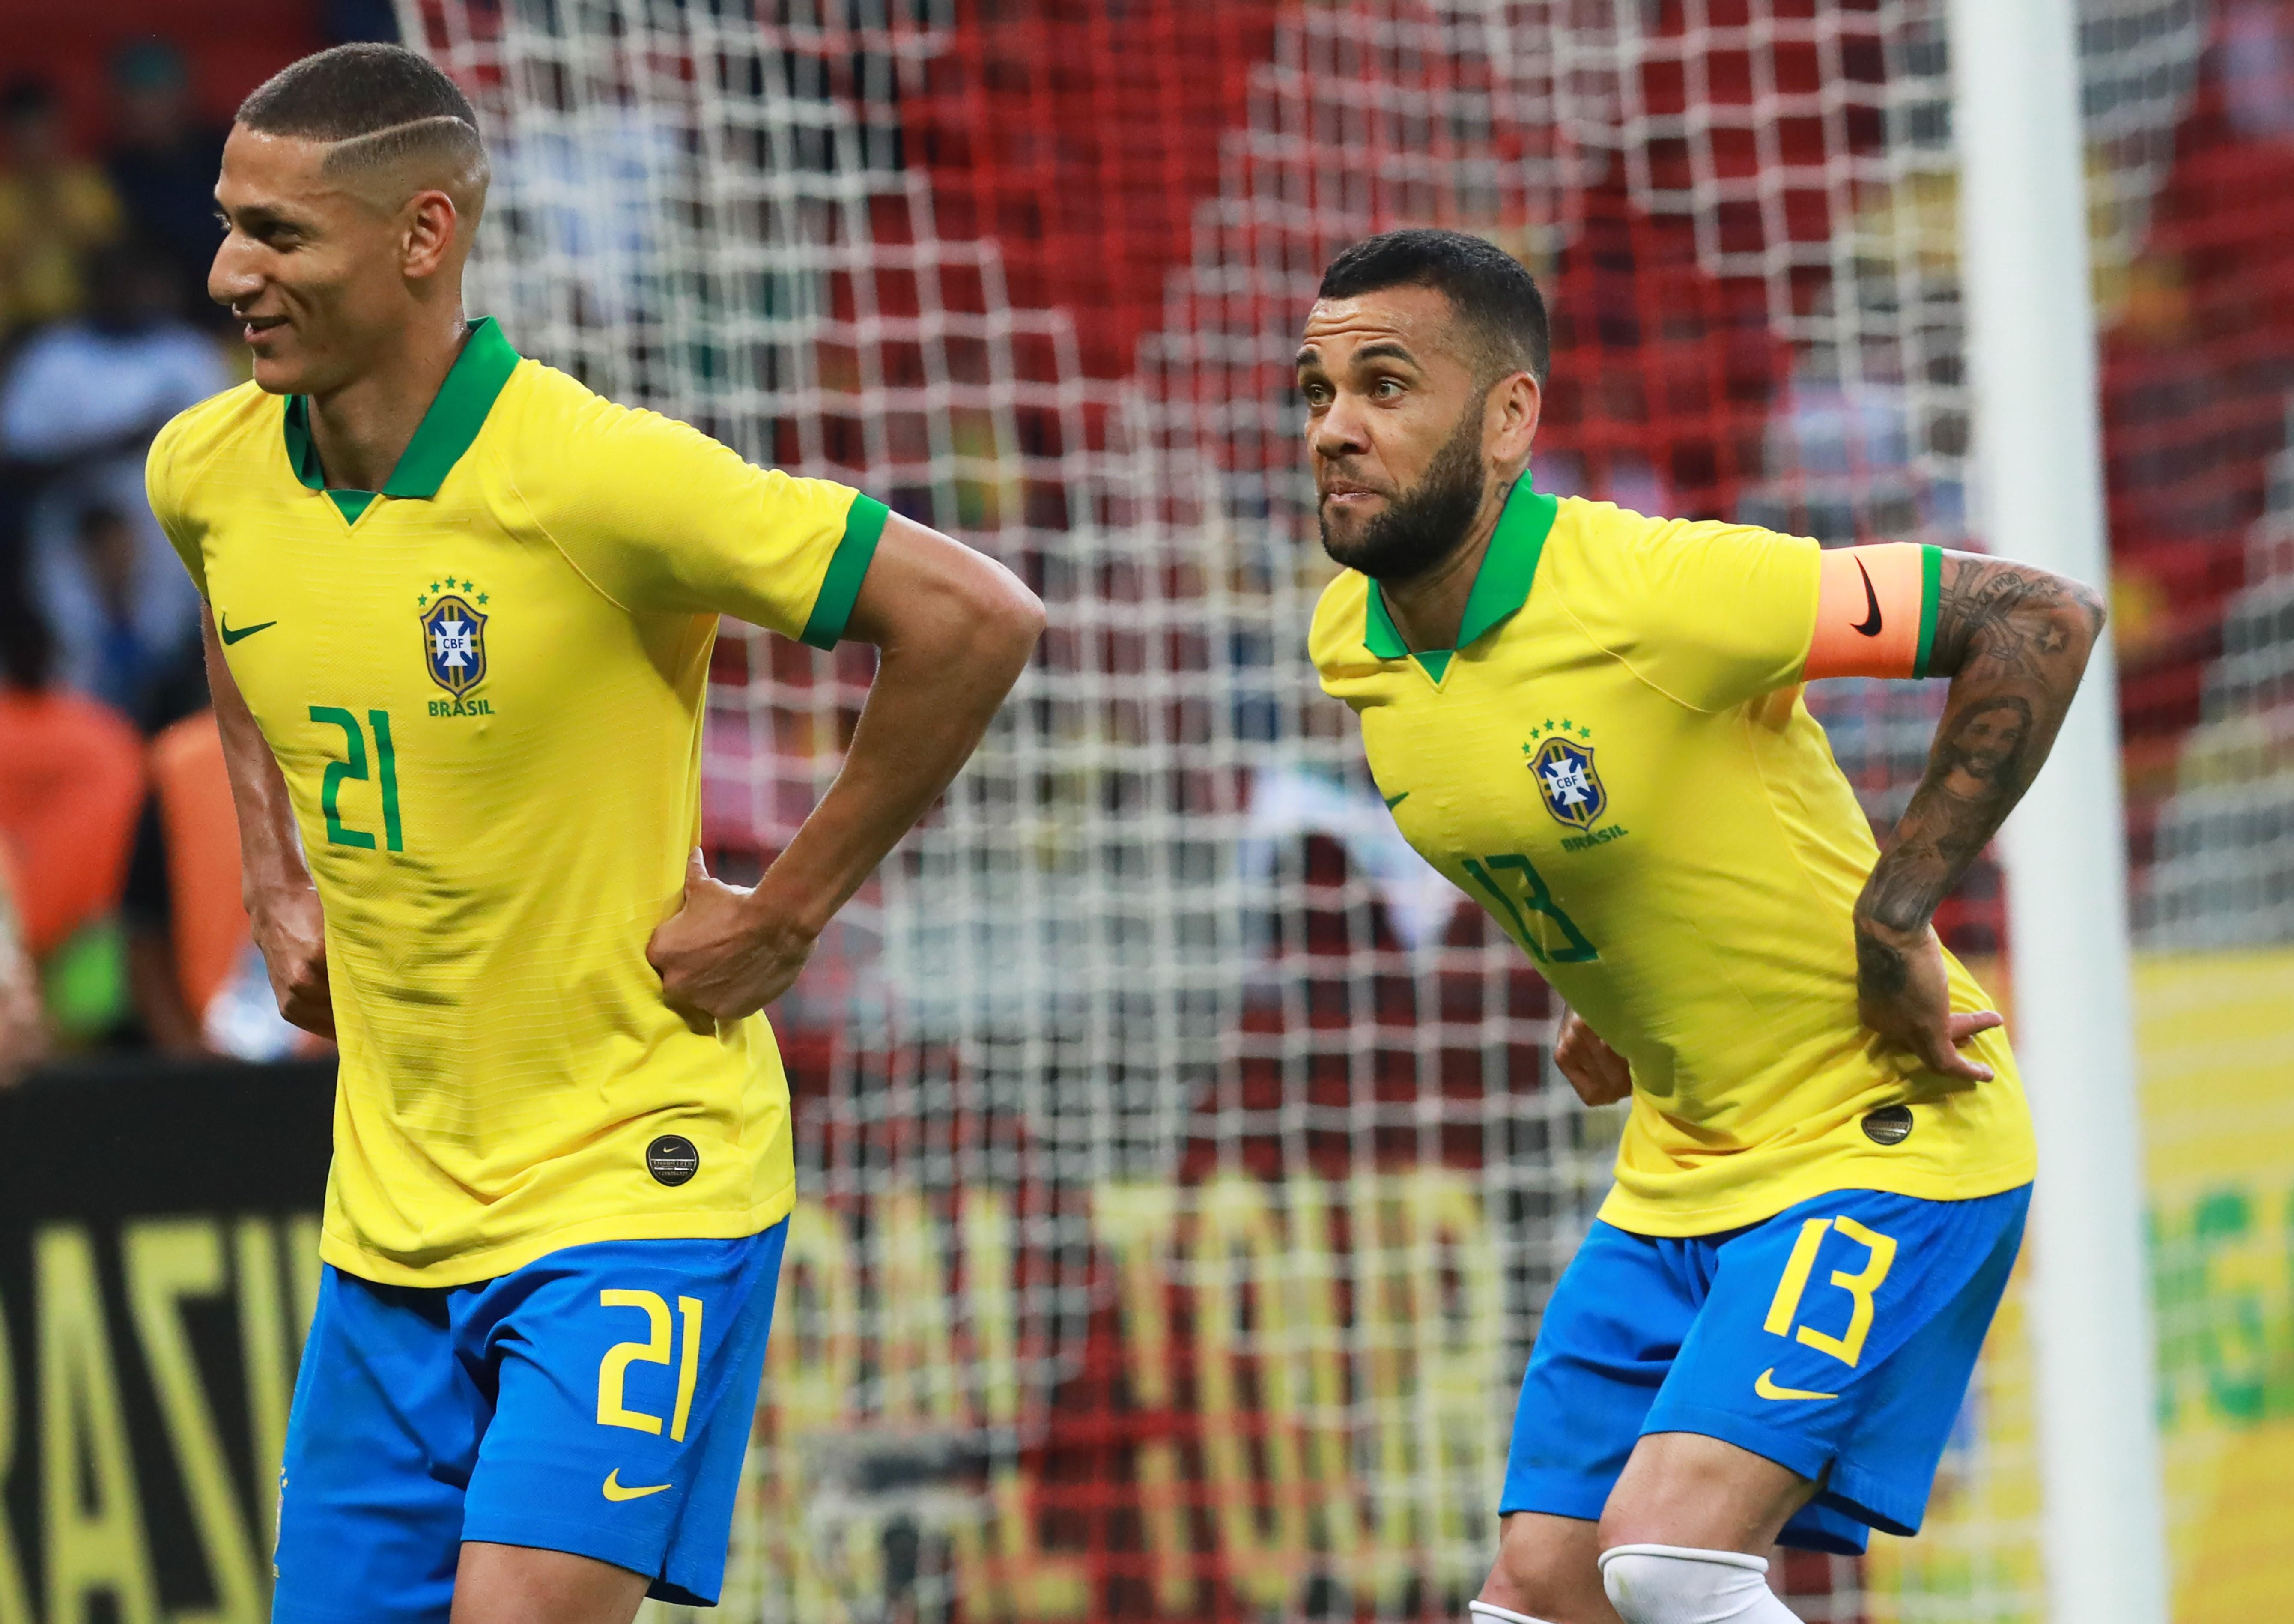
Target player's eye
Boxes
[1372,377,1404,399]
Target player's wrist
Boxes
[1851,909,1927,947]
[1851,913,1934,1009]
[736,873,830,948]
[1844,913,1918,940]
[243,875,315,925]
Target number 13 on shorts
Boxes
[1763,1217,1898,1367]
[597,1289,705,1440]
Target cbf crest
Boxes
[417,577,488,696]
[1524,719,1606,829]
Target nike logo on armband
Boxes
[1383,791,1411,811]
[219,613,277,645]
[602,1469,672,1502]
[1755,1367,1838,1402]
[1850,560,1884,637]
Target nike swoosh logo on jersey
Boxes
[1384,791,1410,810]
[219,614,277,645]
[1850,559,1884,637]
[602,1469,672,1501]
[1755,1367,1838,1402]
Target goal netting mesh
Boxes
[395,3,2293,1620]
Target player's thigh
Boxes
[1486,1222,1700,1613]
[460,1221,791,1607]
[1633,1184,2030,1549]
[451,1541,652,1624]
[273,1268,478,1624]
[1479,1512,1619,1624]
[1599,1430,1815,1554]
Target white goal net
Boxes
[395,3,2286,1621]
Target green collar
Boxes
[1364,477,1559,681]
[283,316,522,522]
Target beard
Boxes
[1318,404,1489,583]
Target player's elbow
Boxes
[968,557,1050,660]
[1947,560,2107,679]
[950,557,1046,674]
[2042,570,2108,667]
[854,522,1045,675]
[995,568,1049,650]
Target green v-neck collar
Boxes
[1363,476,1560,682]
[283,316,522,523]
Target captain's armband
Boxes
[1805,543,1941,681]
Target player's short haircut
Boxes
[236,44,488,219]
[1318,228,1550,385]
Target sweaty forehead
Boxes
[1298,285,1463,365]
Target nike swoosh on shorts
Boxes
[602,1469,672,1501]
[1755,1367,1838,1401]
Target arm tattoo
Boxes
[1856,555,2104,937]
[1926,556,2103,682]
[1855,926,1911,995]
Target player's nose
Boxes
[1310,393,1374,460]
[208,237,264,310]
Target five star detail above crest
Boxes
[1521,719,1594,749]
[416,578,491,610]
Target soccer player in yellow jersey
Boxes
[1297,231,2105,1624]
[147,45,1043,1624]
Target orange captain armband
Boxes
[1805,542,1943,680]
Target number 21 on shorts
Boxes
[597,1289,704,1440]
[1763,1217,1898,1367]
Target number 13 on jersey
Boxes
[1459,852,1599,963]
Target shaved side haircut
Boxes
[236,43,489,219]
[1319,228,1550,386]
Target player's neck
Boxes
[305,308,473,493]
[1377,476,1509,652]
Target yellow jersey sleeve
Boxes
[516,375,889,646]
[145,406,209,600]
[1561,508,1823,711]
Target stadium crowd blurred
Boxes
[0,13,392,1080]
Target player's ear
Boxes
[400,189,461,281]
[1488,369,1541,464]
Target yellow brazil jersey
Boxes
[147,319,887,1286]
[1310,479,2036,1237]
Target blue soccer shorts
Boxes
[1500,1185,2029,1554]
[272,1221,789,1622]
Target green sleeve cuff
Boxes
[1912,543,1943,678]
[799,493,890,649]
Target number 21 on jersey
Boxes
[308,706,404,852]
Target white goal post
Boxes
[1948,0,2170,1621]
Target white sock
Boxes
[1597,1543,1803,1624]
[1468,1602,1558,1624]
